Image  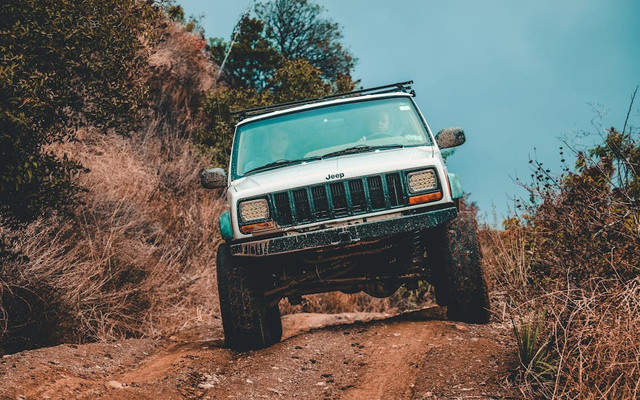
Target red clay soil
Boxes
[0,307,521,399]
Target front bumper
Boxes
[230,206,457,257]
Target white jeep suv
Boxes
[201,81,490,350]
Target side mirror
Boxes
[435,127,466,149]
[200,168,227,189]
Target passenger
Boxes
[371,111,391,135]
[359,111,393,142]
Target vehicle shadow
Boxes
[180,305,447,349]
[281,305,447,341]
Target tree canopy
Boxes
[256,0,356,84]
[0,0,160,221]
[209,16,280,91]
[210,0,356,92]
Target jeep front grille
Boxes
[271,173,410,228]
[349,179,366,212]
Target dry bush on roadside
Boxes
[146,21,216,137]
[483,223,640,399]
[0,130,224,351]
[481,122,640,398]
[0,18,221,351]
[547,279,640,399]
[479,223,533,318]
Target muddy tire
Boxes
[426,211,490,323]
[217,244,282,351]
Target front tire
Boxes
[426,211,490,323]
[217,244,282,351]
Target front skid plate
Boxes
[230,207,457,257]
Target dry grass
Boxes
[480,215,640,399]
[547,279,640,399]
[0,19,222,351]
[146,21,216,137]
[0,129,224,349]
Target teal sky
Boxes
[179,0,640,221]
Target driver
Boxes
[371,111,391,135]
[267,128,291,161]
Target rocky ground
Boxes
[0,307,521,399]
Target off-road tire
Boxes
[426,211,490,323]
[217,244,282,351]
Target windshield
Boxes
[231,97,432,179]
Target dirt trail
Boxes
[0,307,520,399]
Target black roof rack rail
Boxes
[232,80,415,120]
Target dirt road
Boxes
[0,307,520,399]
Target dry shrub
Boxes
[547,279,640,399]
[0,18,221,351]
[0,129,224,351]
[482,124,640,398]
[482,224,640,399]
[524,156,639,289]
[146,20,216,137]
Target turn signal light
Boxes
[240,220,275,234]
[408,191,442,205]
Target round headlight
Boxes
[239,198,270,222]
[407,169,437,193]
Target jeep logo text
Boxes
[326,173,345,180]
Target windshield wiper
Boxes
[243,145,404,175]
[320,144,404,159]
[244,156,323,175]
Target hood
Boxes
[230,146,438,197]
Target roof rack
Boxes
[232,80,415,120]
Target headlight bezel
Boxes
[406,168,439,194]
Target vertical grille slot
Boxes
[367,176,385,209]
[386,173,404,206]
[311,185,330,219]
[273,192,293,225]
[293,189,311,222]
[349,179,367,213]
[330,182,348,216]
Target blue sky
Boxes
[180,0,640,221]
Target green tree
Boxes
[255,0,356,85]
[198,87,270,168]
[209,16,280,91]
[0,0,159,222]
[270,58,331,103]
